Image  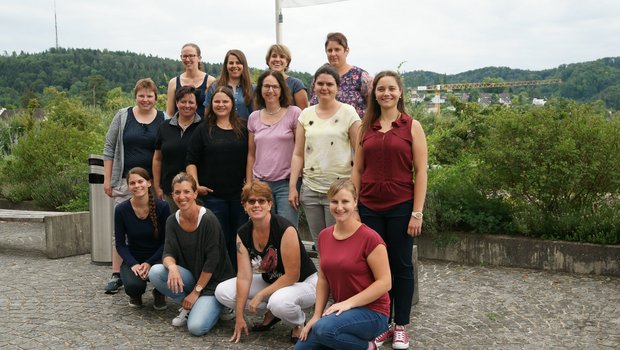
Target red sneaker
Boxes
[374,325,394,346]
[391,325,410,349]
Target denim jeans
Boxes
[200,195,248,272]
[215,272,318,327]
[300,184,335,246]
[294,307,388,350]
[119,262,149,298]
[267,178,301,228]
[359,200,414,326]
[148,264,222,336]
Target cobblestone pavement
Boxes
[1,221,619,349]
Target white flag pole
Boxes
[275,0,283,44]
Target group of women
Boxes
[101,32,427,349]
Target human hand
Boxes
[230,317,249,343]
[323,301,353,316]
[288,188,299,210]
[197,185,213,196]
[182,291,198,310]
[166,266,183,294]
[407,217,423,236]
[155,187,165,200]
[137,262,151,280]
[297,316,319,342]
[248,293,264,314]
[103,181,112,197]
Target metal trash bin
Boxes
[88,154,113,265]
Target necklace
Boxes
[264,107,282,115]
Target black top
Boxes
[122,107,164,177]
[185,122,248,200]
[175,75,210,118]
[163,207,234,296]
[154,115,203,194]
[238,214,316,284]
[114,199,170,267]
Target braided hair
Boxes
[127,167,159,240]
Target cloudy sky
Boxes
[1,0,618,76]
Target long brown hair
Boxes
[204,86,246,139]
[215,49,253,106]
[126,167,159,240]
[359,71,406,143]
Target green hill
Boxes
[0,48,618,109]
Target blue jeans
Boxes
[267,178,301,228]
[359,200,414,326]
[148,264,222,336]
[294,307,388,350]
[200,195,248,272]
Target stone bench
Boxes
[0,209,90,259]
[302,240,420,304]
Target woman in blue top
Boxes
[265,44,309,109]
[115,167,170,309]
[205,49,254,119]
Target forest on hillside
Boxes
[0,48,619,109]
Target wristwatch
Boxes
[411,211,423,220]
[194,284,203,293]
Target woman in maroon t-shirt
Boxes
[351,71,428,349]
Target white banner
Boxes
[281,0,349,8]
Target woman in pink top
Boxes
[246,70,302,227]
[351,71,428,349]
[295,179,391,350]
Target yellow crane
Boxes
[414,79,562,114]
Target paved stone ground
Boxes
[1,221,619,349]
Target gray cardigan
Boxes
[102,107,129,188]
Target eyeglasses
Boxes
[246,198,268,205]
[262,84,281,91]
[180,54,197,59]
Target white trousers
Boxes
[215,272,318,327]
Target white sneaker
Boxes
[172,307,190,327]
[219,307,235,321]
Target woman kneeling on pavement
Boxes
[114,167,170,309]
[215,181,317,344]
[295,179,391,350]
[149,172,234,336]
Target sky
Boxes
[1,0,619,76]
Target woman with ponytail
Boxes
[115,167,171,309]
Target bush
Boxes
[476,100,620,243]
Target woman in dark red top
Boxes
[351,71,428,349]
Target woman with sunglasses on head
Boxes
[103,78,165,294]
[153,86,203,212]
[115,167,170,310]
[265,44,309,109]
[186,86,249,272]
[166,43,216,118]
[289,65,361,249]
[148,172,234,336]
[215,181,317,344]
[309,32,372,119]
[295,179,391,350]
[205,49,255,119]
[352,71,428,349]
[246,70,302,227]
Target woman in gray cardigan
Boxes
[102,78,165,294]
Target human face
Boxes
[227,54,243,80]
[135,88,156,112]
[374,76,402,110]
[211,92,233,119]
[325,41,348,68]
[180,46,200,70]
[244,196,272,220]
[128,173,151,199]
[314,73,338,103]
[261,75,281,104]
[172,181,197,210]
[176,93,197,118]
[268,51,288,72]
[329,189,357,223]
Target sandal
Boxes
[251,315,281,332]
[290,324,303,344]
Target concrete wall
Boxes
[44,212,91,259]
[417,232,620,276]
